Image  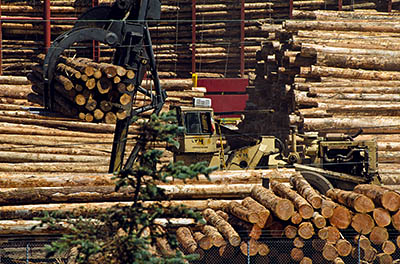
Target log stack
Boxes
[176,173,400,263]
[239,10,400,180]
[1,0,397,78]
[27,54,202,123]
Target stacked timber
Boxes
[27,55,203,123]
[0,74,203,179]
[1,0,394,77]
[239,10,400,180]
[177,173,400,263]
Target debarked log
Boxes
[0,184,258,205]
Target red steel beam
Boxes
[289,0,293,19]
[92,0,100,62]
[192,0,196,74]
[240,0,245,77]
[388,0,392,12]
[44,0,51,52]
[338,0,343,11]
[0,2,2,75]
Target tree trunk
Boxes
[201,225,226,247]
[270,180,314,219]
[376,253,393,264]
[369,226,389,245]
[354,184,400,212]
[290,174,323,209]
[193,231,213,250]
[202,208,241,247]
[284,225,298,239]
[251,185,294,221]
[241,196,270,228]
[381,240,396,255]
[326,188,375,213]
[351,213,375,234]
[373,208,391,227]
[226,201,260,224]
[322,243,338,261]
[329,205,352,229]
[290,247,304,262]
[297,221,314,240]
[312,212,326,229]
[336,239,352,257]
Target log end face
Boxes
[354,196,375,213]
[382,191,400,212]
[276,199,295,221]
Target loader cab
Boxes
[171,98,221,167]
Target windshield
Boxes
[184,111,213,135]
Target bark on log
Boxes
[353,184,400,212]
[202,208,241,247]
[176,227,198,254]
[291,211,303,225]
[201,225,226,247]
[270,180,313,219]
[251,185,294,221]
[312,212,326,229]
[326,188,375,213]
[193,231,213,250]
[290,174,323,209]
[241,197,270,228]
[226,201,260,224]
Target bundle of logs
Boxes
[239,10,400,180]
[0,72,203,179]
[28,54,203,123]
[176,172,400,263]
[1,0,397,77]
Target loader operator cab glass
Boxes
[184,111,213,135]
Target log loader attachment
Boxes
[42,0,166,173]
[170,99,380,194]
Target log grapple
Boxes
[42,0,166,173]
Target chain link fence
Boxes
[0,237,67,264]
[190,235,400,264]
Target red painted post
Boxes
[338,0,342,11]
[388,0,392,12]
[192,0,196,74]
[240,0,245,77]
[289,0,293,19]
[92,0,100,62]
[44,0,51,52]
[0,2,2,75]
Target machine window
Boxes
[184,112,212,134]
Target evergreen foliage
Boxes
[35,111,216,263]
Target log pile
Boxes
[239,10,400,180]
[176,173,400,263]
[1,0,396,77]
[0,73,203,181]
[27,54,202,123]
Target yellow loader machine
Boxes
[170,98,380,194]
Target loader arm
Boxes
[42,0,166,173]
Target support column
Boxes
[44,0,51,52]
[192,0,196,74]
[240,0,245,77]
